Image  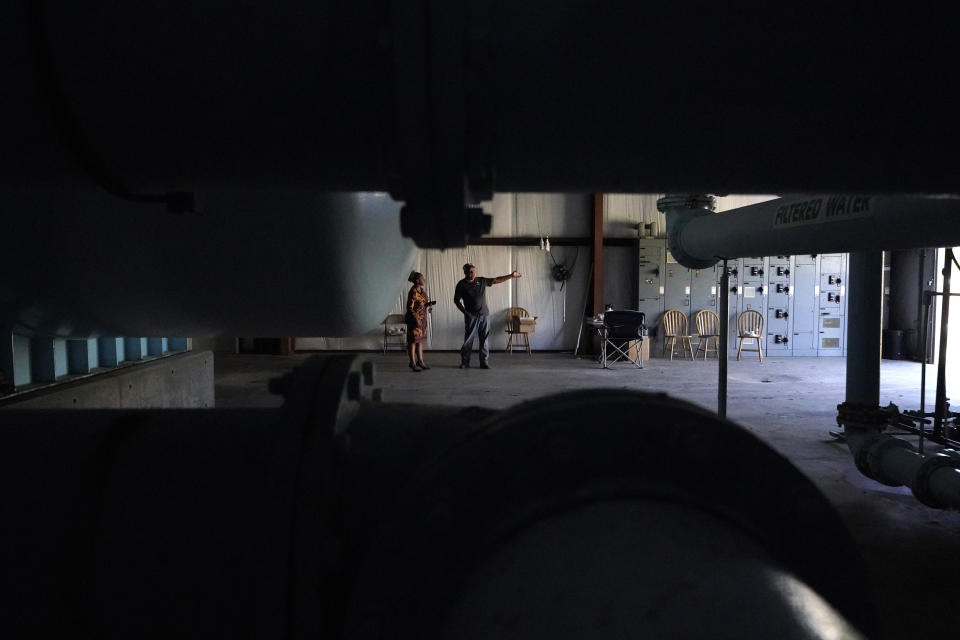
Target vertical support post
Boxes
[67,339,100,374]
[934,249,952,438]
[718,260,729,418]
[845,251,884,405]
[589,194,605,355]
[919,292,931,454]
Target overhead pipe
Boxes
[659,195,960,509]
[660,194,960,269]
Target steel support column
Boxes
[589,194,604,355]
[591,194,605,317]
[934,250,952,437]
[845,251,884,405]
[718,260,730,418]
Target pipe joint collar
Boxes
[913,454,960,509]
[853,434,884,480]
[866,437,914,487]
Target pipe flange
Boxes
[837,401,898,430]
[656,193,717,212]
[913,454,960,509]
[866,437,914,487]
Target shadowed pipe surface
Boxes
[215,352,960,640]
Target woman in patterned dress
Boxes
[406,271,434,371]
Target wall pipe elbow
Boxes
[658,194,720,270]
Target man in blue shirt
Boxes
[453,263,521,368]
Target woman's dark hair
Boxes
[408,271,423,284]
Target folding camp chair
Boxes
[601,310,646,369]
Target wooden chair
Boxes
[506,306,536,354]
[662,309,693,360]
[382,313,406,353]
[737,309,764,361]
[694,309,721,360]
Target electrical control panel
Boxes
[818,254,846,356]
[639,239,848,358]
[765,256,793,354]
[690,265,719,316]
[663,255,692,313]
[636,239,666,354]
[791,254,819,356]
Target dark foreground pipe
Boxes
[0,355,875,639]
[6,4,960,250]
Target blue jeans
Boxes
[460,312,490,365]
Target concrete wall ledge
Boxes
[0,351,214,409]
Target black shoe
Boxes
[479,362,490,369]
[459,363,470,369]
[409,363,421,372]
[416,361,430,370]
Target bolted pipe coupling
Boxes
[913,454,960,509]
[836,401,899,431]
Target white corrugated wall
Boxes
[299,193,777,352]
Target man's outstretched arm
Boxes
[491,271,522,285]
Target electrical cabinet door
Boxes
[818,254,845,356]
[791,261,818,355]
[690,265,719,315]
[663,253,692,316]
[766,256,793,353]
[735,257,767,357]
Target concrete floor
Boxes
[216,351,960,639]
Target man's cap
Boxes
[463,263,475,270]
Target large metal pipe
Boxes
[842,427,960,510]
[837,249,960,510]
[664,195,960,270]
[0,355,877,638]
